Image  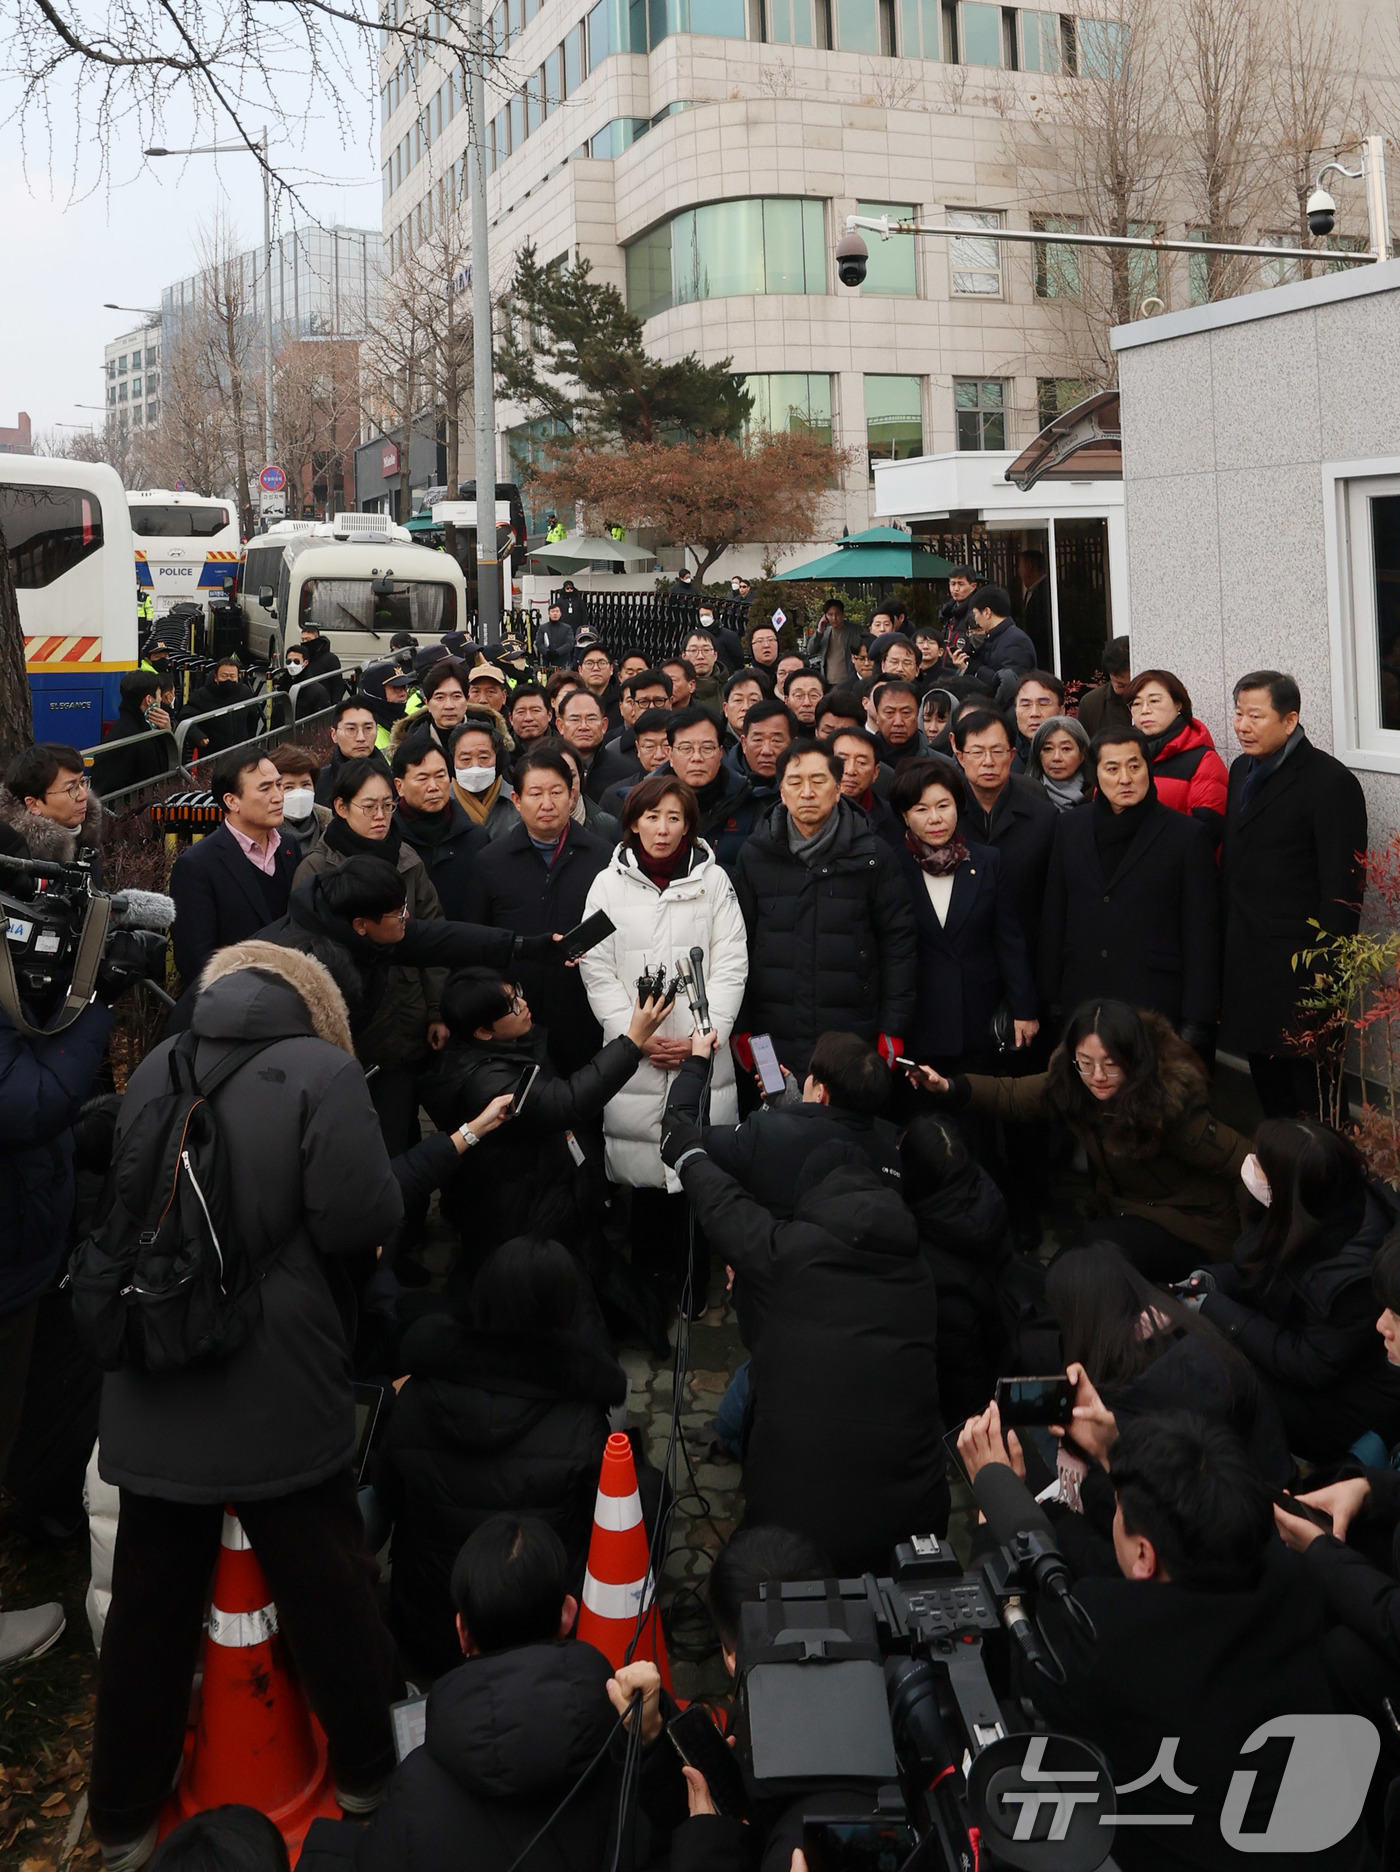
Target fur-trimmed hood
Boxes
[0,785,105,864]
[388,700,514,762]
[197,939,354,1054]
[1051,1007,1211,1154]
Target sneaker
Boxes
[0,1603,66,1667]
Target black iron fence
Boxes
[550,591,752,666]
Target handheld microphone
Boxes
[673,956,707,1035]
[688,946,711,1033]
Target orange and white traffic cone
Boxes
[575,1433,673,1692]
[163,1510,340,1858]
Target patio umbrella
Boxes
[773,526,956,582]
[529,535,655,570]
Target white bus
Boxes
[237,515,465,667]
[129,488,241,623]
[2,458,137,747]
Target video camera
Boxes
[733,1466,1116,1872]
[0,853,174,1032]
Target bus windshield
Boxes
[300,577,456,635]
[130,505,231,538]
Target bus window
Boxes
[0,483,104,588]
[242,544,285,599]
[300,578,456,635]
[130,505,232,538]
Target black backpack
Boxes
[70,1032,278,1375]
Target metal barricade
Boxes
[550,590,749,664]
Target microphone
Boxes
[971,1463,1077,1609]
[673,955,706,1034]
[108,890,177,934]
[688,946,711,1034]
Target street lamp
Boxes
[144,131,275,465]
[104,303,162,318]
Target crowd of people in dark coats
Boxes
[6,593,1400,1872]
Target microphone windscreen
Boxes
[108,889,177,933]
[972,1461,1056,1551]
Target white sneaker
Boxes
[0,1603,66,1667]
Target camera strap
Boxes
[0,893,111,1039]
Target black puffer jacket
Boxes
[375,1317,625,1675]
[1105,1331,1293,1487]
[395,797,489,920]
[677,1145,946,1572]
[1202,1184,1400,1459]
[97,943,403,1503]
[419,1029,643,1264]
[909,1162,1015,1423]
[731,801,917,1075]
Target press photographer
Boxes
[0,848,169,1668]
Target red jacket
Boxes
[1150,717,1229,837]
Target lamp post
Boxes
[463,0,501,641]
[144,129,275,464]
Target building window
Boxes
[1188,227,1235,306]
[1033,215,1082,298]
[1075,15,1122,75]
[118,382,128,401]
[834,0,894,51]
[866,374,923,476]
[1037,376,1085,428]
[147,403,158,425]
[744,373,833,443]
[768,0,817,42]
[856,202,918,295]
[961,0,1001,63]
[948,209,1002,295]
[896,0,941,56]
[1020,8,1059,68]
[107,360,115,380]
[592,117,651,156]
[625,198,827,320]
[118,354,128,373]
[107,387,116,406]
[1341,477,1400,748]
[954,377,1005,450]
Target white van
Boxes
[237,515,467,665]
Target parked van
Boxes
[237,515,467,666]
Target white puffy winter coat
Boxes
[579,840,749,1192]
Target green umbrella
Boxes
[773,528,956,582]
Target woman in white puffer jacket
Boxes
[579,773,748,1308]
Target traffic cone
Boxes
[575,1433,673,1691]
[163,1511,340,1857]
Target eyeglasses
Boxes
[673,740,719,758]
[355,799,395,819]
[1073,1054,1124,1082]
[509,984,527,1013]
[49,778,90,800]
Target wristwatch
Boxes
[456,1124,480,1148]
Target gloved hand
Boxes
[513,931,562,965]
[730,1032,754,1074]
[96,929,165,1005]
[877,1034,904,1068]
[1176,1268,1218,1311]
[659,1106,704,1171]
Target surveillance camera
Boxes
[1306,188,1337,239]
[835,230,869,289]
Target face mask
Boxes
[455,765,496,794]
[286,660,306,678]
[1241,1152,1272,1207]
[281,786,316,820]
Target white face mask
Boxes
[1241,1152,1272,1207]
[455,765,496,794]
[281,786,316,820]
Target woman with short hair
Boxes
[1025,714,1091,811]
[1127,667,1229,844]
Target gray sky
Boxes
[0,68,380,442]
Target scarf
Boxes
[1042,769,1087,813]
[453,774,504,825]
[530,829,568,867]
[631,837,693,889]
[570,792,588,827]
[787,804,843,868]
[1092,782,1156,877]
[324,812,403,865]
[1142,712,1186,763]
[904,828,968,876]
[395,800,458,847]
[1239,725,1303,812]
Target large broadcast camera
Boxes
[0,853,174,1035]
[733,1465,1119,1872]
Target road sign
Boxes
[259,464,287,493]
[259,492,287,520]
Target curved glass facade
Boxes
[625,198,827,319]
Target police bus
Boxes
[2,458,137,746]
[128,488,241,625]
